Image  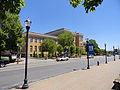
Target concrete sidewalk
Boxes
[12,60,120,90]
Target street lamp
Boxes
[118,47,120,59]
[86,38,90,69]
[104,43,107,64]
[113,46,115,61]
[22,18,32,89]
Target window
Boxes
[39,39,41,43]
[30,46,33,52]
[35,38,37,43]
[30,37,33,42]
[35,46,37,52]
[39,46,42,52]
[39,54,41,57]
[39,38,43,43]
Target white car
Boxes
[56,56,69,61]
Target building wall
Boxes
[22,28,84,57]
[28,37,42,57]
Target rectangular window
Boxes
[35,38,37,43]
[39,39,41,43]
[35,46,37,52]
[30,46,33,52]
[30,37,33,42]
[39,46,42,52]
[39,38,43,43]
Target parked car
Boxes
[0,59,9,68]
[107,54,112,57]
[56,56,69,61]
[89,55,94,58]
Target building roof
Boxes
[45,28,70,35]
[28,32,57,40]
[45,28,83,37]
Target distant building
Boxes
[45,28,84,47]
[22,28,84,57]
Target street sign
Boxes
[88,44,94,55]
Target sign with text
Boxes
[88,44,94,55]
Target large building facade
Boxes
[22,28,84,57]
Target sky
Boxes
[20,0,120,50]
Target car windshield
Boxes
[60,56,65,58]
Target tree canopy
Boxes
[57,44,64,56]
[0,12,24,59]
[0,0,25,19]
[58,32,74,47]
[42,39,57,57]
[70,0,103,13]
[89,39,101,55]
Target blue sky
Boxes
[20,0,120,50]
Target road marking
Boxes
[0,62,67,72]
[0,59,84,72]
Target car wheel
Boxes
[0,63,5,68]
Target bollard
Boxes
[97,61,99,66]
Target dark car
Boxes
[107,54,112,57]
[0,60,9,68]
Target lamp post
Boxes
[118,47,120,59]
[22,18,32,89]
[113,46,115,61]
[17,43,20,64]
[104,43,107,64]
[86,38,90,69]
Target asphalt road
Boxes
[0,55,119,89]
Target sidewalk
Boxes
[12,60,120,90]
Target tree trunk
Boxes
[0,51,1,60]
[9,50,12,62]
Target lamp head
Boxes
[25,17,32,27]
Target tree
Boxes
[57,44,64,56]
[58,32,74,47]
[70,0,103,13]
[0,29,7,59]
[76,46,80,55]
[42,39,57,57]
[0,12,24,60]
[70,45,76,56]
[89,39,101,55]
[0,0,25,19]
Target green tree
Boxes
[0,0,25,19]
[0,29,7,59]
[57,44,64,56]
[64,46,70,56]
[58,32,74,47]
[89,39,101,55]
[70,45,76,56]
[76,46,81,56]
[70,0,103,13]
[42,39,57,57]
[0,12,24,60]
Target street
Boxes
[0,55,119,89]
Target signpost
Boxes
[86,40,94,69]
[88,44,94,55]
